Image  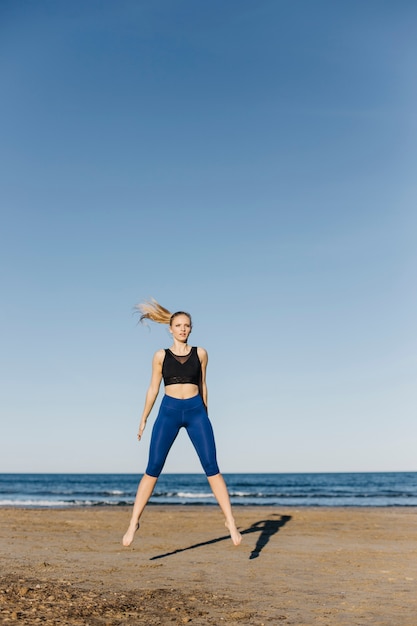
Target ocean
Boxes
[1,472,416,508]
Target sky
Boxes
[1,0,416,474]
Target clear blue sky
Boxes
[1,0,416,473]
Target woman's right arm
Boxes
[137,349,164,440]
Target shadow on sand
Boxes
[149,514,292,561]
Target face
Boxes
[169,314,192,342]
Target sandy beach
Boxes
[1,505,416,625]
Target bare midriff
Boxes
[164,383,199,400]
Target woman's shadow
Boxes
[245,515,291,559]
[149,514,292,561]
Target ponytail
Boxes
[134,298,173,325]
[135,298,192,327]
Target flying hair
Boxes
[135,298,192,327]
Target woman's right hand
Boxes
[137,423,146,441]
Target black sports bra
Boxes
[162,347,201,386]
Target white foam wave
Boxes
[0,499,73,507]
[176,492,215,499]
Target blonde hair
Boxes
[135,298,192,327]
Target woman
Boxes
[122,299,242,547]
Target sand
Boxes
[1,505,416,625]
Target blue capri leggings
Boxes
[146,394,220,478]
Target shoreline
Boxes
[2,503,417,511]
[2,501,417,506]
[1,506,417,624]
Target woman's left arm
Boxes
[197,347,208,410]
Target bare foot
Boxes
[122,522,139,547]
[225,519,242,546]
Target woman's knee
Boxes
[205,463,220,477]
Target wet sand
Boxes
[1,506,416,625]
